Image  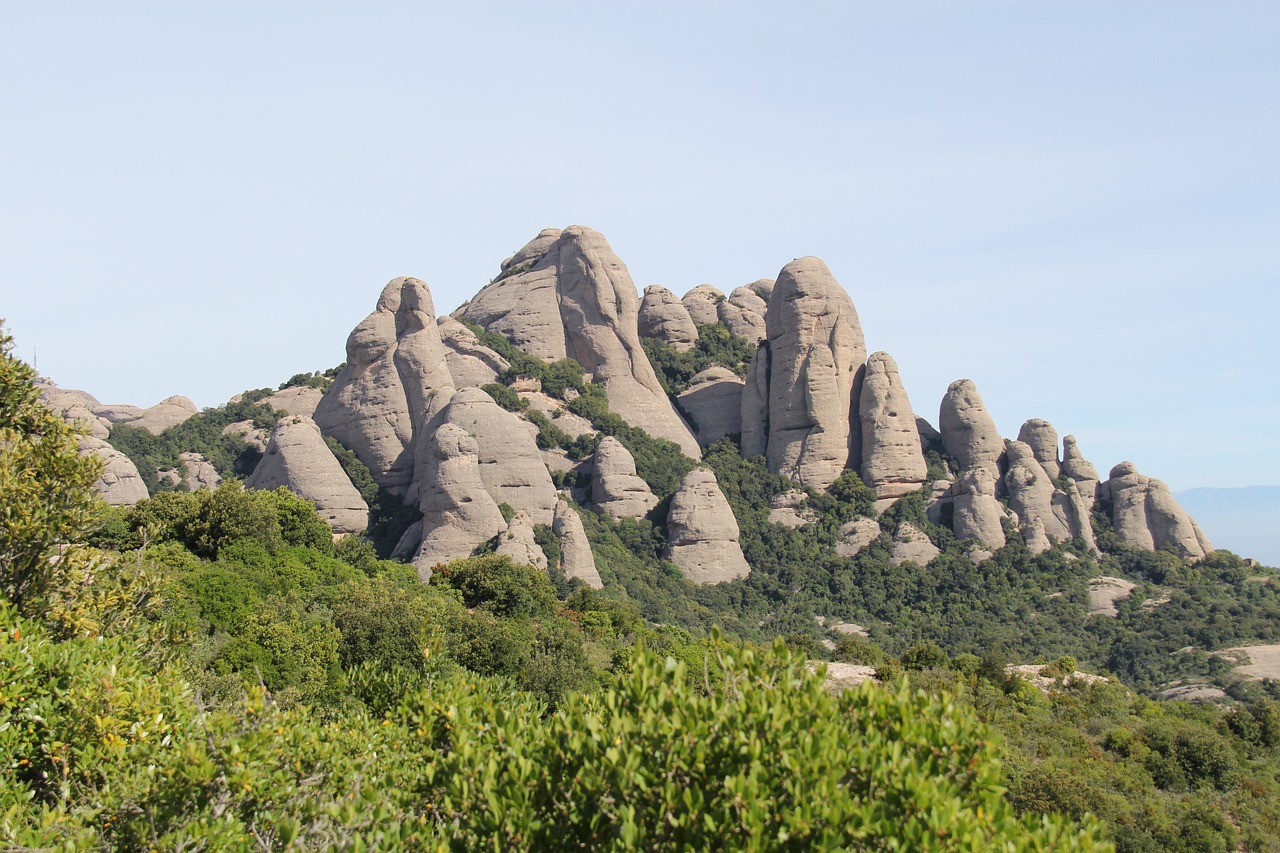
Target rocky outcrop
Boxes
[414,423,507,576]
[554,499,603,589]
[939,380,1003,472]
[247,417,369,533]
[39,385,111,438]
[1062,435,1100,512]
[419,387,557,524]
[890,523,941,567]
[681,284,724,326]
[837,517,881,557]
[124,395,199,435]
[462,226,699,458]
[638,286,699,351]
[268,386,324,418]
[179,452,221,491]
[314,276,455,495]
[79,436,148,506]
[92,403,142,423]
[223,420,268,453]
[1017,419,1061,480]
[717,285,767,344]
[1088,576,1136,618]
[437,316,509,388]
[768,490,815,529]
[858,352,928,500]
[1004,441,1071,543]
[741,257,867,490]
[946,465,1007,551]
[494,510,548,569]
[1103,462,1212,559]
[590,437,658,519]
[665,469,750,584]
[677,367,744,447]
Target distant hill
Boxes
[1176,486,1280,567]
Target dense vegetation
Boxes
[640,322,757,395]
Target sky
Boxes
[2,2,1277,496]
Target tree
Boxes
[0,325,102,612]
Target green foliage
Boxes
[641,322,758,395]
[429,554,558,620]
[481,382,527,412]
[568,384,695,495]
[323,434,418,558]
[279,371,331,391]
[0,328,103,612]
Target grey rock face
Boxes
[39,385,111,438]
[681,284,724,326]
[837,517,882,557]
[268,386,324,418]
[414,423,507,577]
[717,287,767,344]
[495,510,548,569]
[314,276,455,495]
[890,523,941,567]
[676,367,744,447]
[79,436,149,506]
[554,499,603,589]
[463,226,699,458]
[92,403,143,423]
[437,316,510,388]
[590,436,659,519]
[742,257,867,490]
[859,352,928,500]
[665,469,750,584]
[500,227,562,273]
[939,380,1003,473]
[223,420,268,453]
[947,464,1008,550]
[420,387,558,525]
[179,452,221,491]
[638,286,699,352]
[1004,440,1072,544]
[1103,462,1212,558]
[247,416,369,533]
[125,395,199,435]
[768,490,816,529]
[1017,419,1061,480]
[1062,435,1101,512]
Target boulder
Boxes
[79,436,148,506]
[1004,440,1073,544]
[742,257,867,490]
[1024,518,1053,555]
[837,517,881,557]
[437,315,510,388]
[858,352,928,500]
[463,226,700,458]
[124,395,199,435]
[1017,419,1061,480]
[268,386,325,418]
[1103,462,1212,559]
[1061,435,1100,512]
[717,287,767,344]
[93,403,143,423]
[676,367,744,446]
[494,510,548,569]
[638,285,699,351]
[39,385,111,438]
[314,276,455,495]
[419,387,558,524]
[590,436,659,519]
[247,416,369,533]
[554,499,603,589]
[938,379,1003,472]
[179,451,221,491]
[681,284,724,326]
[947,464,1007,550]
[413,423,506,577]
[768,490,816,529]
[665,469,751,584]
[890,523,941,567]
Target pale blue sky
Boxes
[3,2,1277,495]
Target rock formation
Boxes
[246,417,369,533]
[223,420,268,453]
[554,499,603,589]
[1004,440,1072,544]
[741,256,867,490]
[179,452,221,491]
[858,352,928,500]
[494,510,548,569]
[716,285,767,344]
[267,386,324,418]
[437,316,509,388]
[79,436,148,505]
[590,437,659,519]
[39,385,111,438]
[124,395,199,435]
[638,286,699,351]
[419,387,557,524]
[1017,419,1061,480]
[665,468,750,584]
[1103,462,1212,559]
[939,380,1003,472]
[681,284,724,326]
[462,226,700,458]
[413,423,507,576]
[890,523,941,567]
[1062,435,1100,512]
[676,367,744,447]
[92,403,142,423]
[314,276,454,495]
[945,465,1007,551]
[837,517,881,557]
